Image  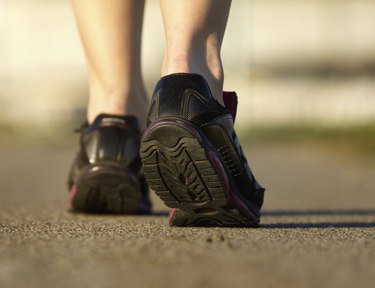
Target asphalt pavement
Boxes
[0,141,374,288]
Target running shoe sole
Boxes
[140,118,260,227]
[69,165,145,214]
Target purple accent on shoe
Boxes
[227,190,260,224]
[207,150,259,224]
[223,91,238,122]
[207,151,229,193]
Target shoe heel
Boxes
[140,119,259,227]
[70,165,143,214]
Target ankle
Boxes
[87,85,148,131]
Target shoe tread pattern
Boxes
[71,167,142,214]
[140,123,258,227]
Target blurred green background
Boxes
[1,0,374,156]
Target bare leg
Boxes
[71,0,148,130]
[160,0,232,105]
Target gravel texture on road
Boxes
[1,143,374,288]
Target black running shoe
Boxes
[67,114,151,214]
[140,73,265,227]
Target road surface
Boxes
[0,141,374,288]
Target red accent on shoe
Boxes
[223,91,238,123]
[169,208,176,221]
[68,185,78,209]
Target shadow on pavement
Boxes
[262,222,375,229]
[262,209,375,228]
[262,209,375,217]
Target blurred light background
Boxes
[1,0,375,134]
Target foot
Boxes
[67,114,152,214]
[140,73,264,227]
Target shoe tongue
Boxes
[223,91,238,123]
